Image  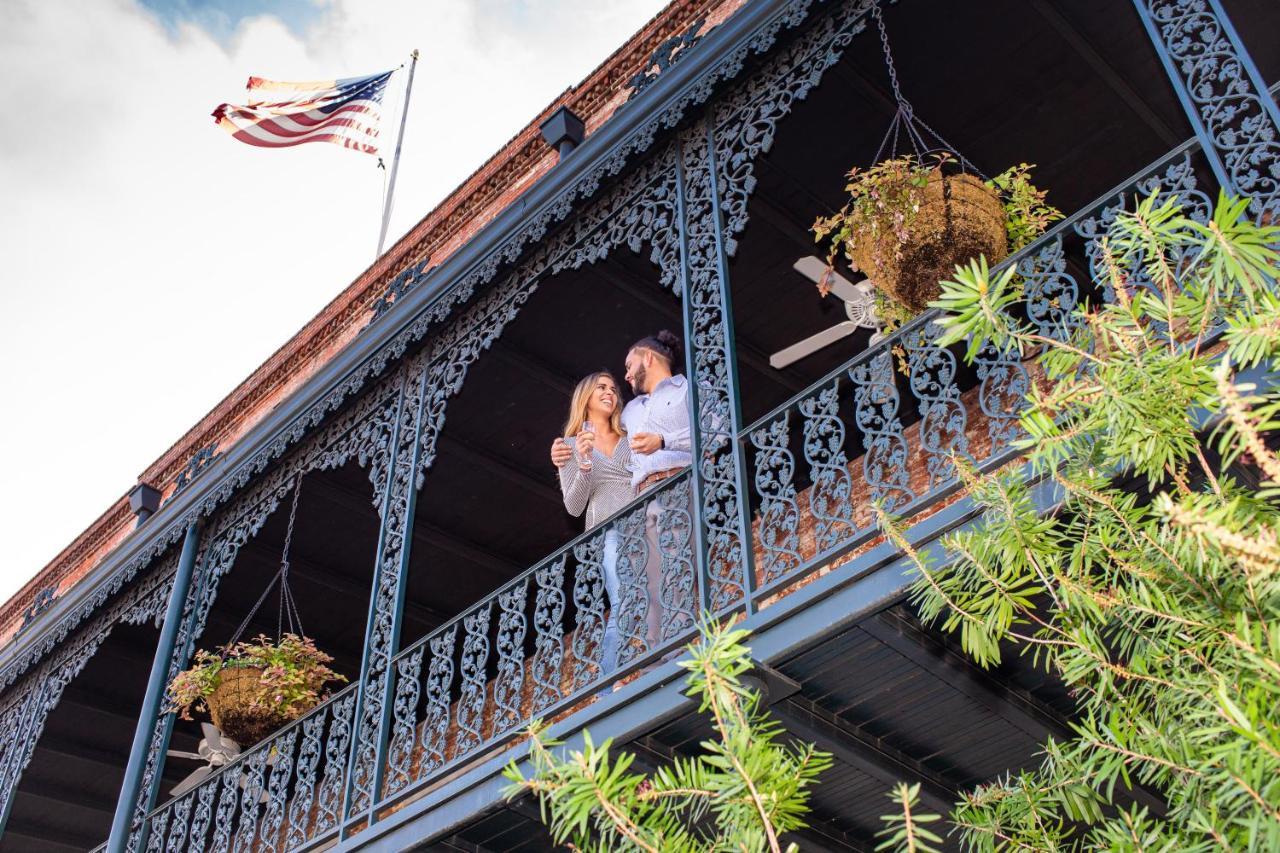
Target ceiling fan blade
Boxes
[201,722,223,747]
[792,256,869,304]
[169,765,213,798]
[770,322,858,369]
[166,750,206,761]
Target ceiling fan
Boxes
[769,256,882,369]
[167,722,241,797]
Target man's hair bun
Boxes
[631,330,683,370]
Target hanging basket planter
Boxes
[847,169,1008,312]
[168,634,346,748]
[205,665,295,747]
[808,2,1061,333]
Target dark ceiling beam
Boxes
[32,740,127,775]
[2,820,100,852]
[489,346,577,396]
[1031,0,1180,147]
[862,610,1069,743]
[13,782,116,817]
[771,696,959,817]
[59,684,143,723]
[749,192,826,258]
[596,262,809,395]
[863,609,1167,817]
[307,477,524,577]
[241,540,451,628]
[437,434,563,504]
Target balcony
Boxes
[135,135,1254,851]
[4,0,1279,850]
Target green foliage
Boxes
[877,190,1280,850]
[503,618,832,852]
[166,633,345,722]
[987,163,1064,253]
[877,783,944,853]
[812,155,1058,329]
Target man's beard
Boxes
[629,365,647,395]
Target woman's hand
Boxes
[575,430,595,470]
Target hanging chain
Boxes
[869,0,986,178]
[872,0,911,117]
[225,476,307,649]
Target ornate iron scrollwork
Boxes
[751,413,802,583]
[1135,0,1280,221]
[628,17,709,102]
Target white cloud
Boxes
[0,0,667,602]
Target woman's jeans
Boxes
[600,529,621,674]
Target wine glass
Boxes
[581,421,594,471]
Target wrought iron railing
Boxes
[735,135,1224,606]
[143,472,698,848]
[135,133,1229,849]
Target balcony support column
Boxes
[675,118,756,616]
[1132,0,1280,222]
[341,355,432,832]
[107,519,201,853]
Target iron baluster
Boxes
[530,559,567,714]
[800,381,857,551]
[751,414,802,584]
[658,477,699,641]
[418,625,457,776]
[850,345,915,512]
[974,338,1030,454]
[286,710,326,848]
[493,582,530,735]
[613,506,652,667]
[571,534,608,690]
[165,796,192,850]
[455,604,493,756]
[259,727,297,852]
[209,761,241,853]
[188,775,218,849]
[315,692,355,835]
[386,647,424,794]
[233,749,268,853]
[903,323,972,488]
[144,807,169,853]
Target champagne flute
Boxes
[581,421,594,471]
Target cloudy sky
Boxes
[0,0,667,603]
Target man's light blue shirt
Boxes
[621,374,693,489]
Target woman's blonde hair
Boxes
[563,372,626,437]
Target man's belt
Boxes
[639,467,685,492]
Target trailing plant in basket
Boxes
[812,153,1060,327]
[168,633,345,725]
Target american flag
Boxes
[212,70,394,155]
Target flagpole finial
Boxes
[411,49,419,61]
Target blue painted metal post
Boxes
[362,366,429,826]
[106,520,201,853]
[701,118,759,613]
[674,140,714,617]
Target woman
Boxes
[557,371,633,675]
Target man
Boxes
[551,330,693,661]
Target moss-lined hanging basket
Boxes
[849,169,1008,312]
[168,633,346,748]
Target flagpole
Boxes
[376,49,418,258]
